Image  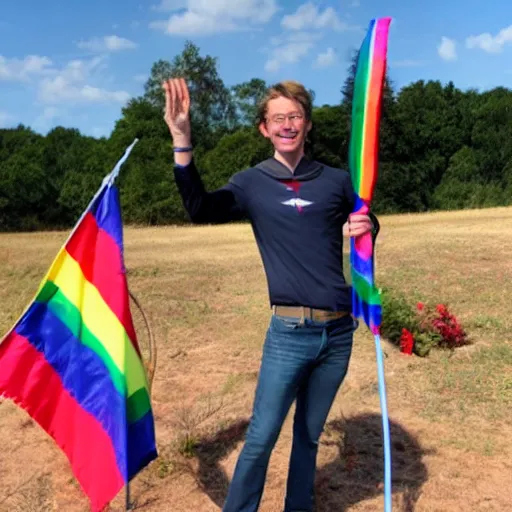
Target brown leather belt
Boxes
[272,305,349,322]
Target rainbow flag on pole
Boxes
[349,17,392,335]
[0,139,157,512]
[348,17,393,512]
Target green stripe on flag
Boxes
[352,270,381,306]
[127,387,152,424]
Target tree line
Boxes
[1,41,511,232]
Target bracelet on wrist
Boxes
[173,146,193,152]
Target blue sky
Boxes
[1,0,511,138]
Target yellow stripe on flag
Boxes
[47,250,148,398]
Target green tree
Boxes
[309,105,349,169]
[392,80,469,209]
[231,78,267,126]
[42,127,101,225]
[143,41,236,149]
[471,87,512,185]
[143,59,173,110]
[0,126,48,230]
[0,152,47,230]
[108,97,185,224]
[119,137,182,225]
[200,127,272,190]
[57,137,111,222]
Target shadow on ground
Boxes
[194,418,250,508]
[192,413,429,511]
[315,413,430,511]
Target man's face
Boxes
[259,96,312,155]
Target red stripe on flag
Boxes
[65,212,140,355]
[0,331,125,512]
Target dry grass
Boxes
[1,206,512,511]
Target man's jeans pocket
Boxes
[272,315,302,330]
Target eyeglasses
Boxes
[267,113,304,124]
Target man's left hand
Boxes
[343,214,374,237]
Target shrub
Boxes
[380,288,469,356]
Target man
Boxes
[163,77,374,512]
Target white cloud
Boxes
[77,35,138,53]
[0,110,14,127]
[264,32,319,72]
[151,12,237,34]
[314,47,336,68]
[150,0,278,35]
[351,0,360,6]
[438,37,457,61]
[58,57,105,82]
[134,73,147,83]
[0,55,53,82]
[40,78,130,105]
[281,3,353,32]
[466,25,512,54]
[38,57,130,105]
[1,53,130,107]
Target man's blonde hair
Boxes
[257,80,313,125]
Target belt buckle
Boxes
[316,310,342,322]
[315,310,329,322]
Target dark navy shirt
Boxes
[173,157,356,312]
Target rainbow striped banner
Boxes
[349,17,393,512]
[0,139,157,512]
[349,16,392,334]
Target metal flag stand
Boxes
[125,289,157,511]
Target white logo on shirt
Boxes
[282,198,313,208]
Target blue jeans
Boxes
[223,312,357,512]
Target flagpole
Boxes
[375,334,392,512]
[0,138,139,346]
[126,482,132,511]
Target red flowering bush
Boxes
[432,304,468,348]
[380,288,469,356]
[399,329,414,355]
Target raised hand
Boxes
[162,77,191,147]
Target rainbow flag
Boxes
[348,18,393,512]
[349,17,392,334]
[0,139,157,512]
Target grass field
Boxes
[1,207,512,511]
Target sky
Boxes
[1,0,511,138]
